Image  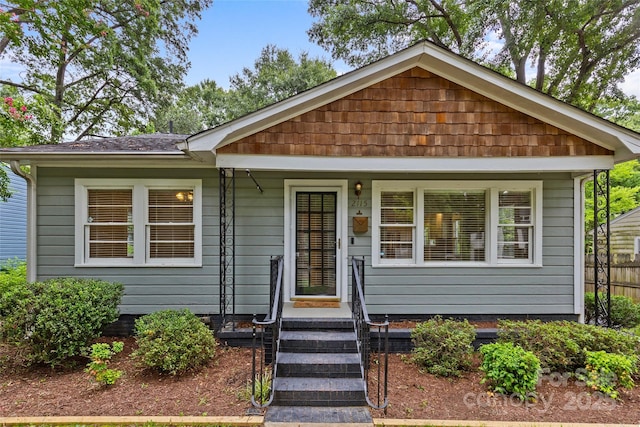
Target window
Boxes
[373,181,542,267]
[379,191,415,263]
[75,179,202,266]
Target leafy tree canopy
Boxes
[308,0,640,112]
[0,0,212,144]
[151,45,337,134]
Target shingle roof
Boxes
[1,133,188,153]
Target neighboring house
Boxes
[609,206,640,261]
[2,42,640,325]
[0,162,27,263]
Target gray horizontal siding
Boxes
[36,167,219,315]
[228,172,576,317]
[35,168,577,318]
[0,164,27,262]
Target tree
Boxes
[151,79,227,134]
[226,45,337,121]
[1,85,33,201]
[308,0,640,111]
[150,45,337,134]
[0,0,212,144]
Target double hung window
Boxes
[75,179,202,266]
[373,181,541,266]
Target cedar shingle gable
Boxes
[219,68,612,157]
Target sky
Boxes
[187,0,640,98]
[1,0,639,98]
[184,0,350,88]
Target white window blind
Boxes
[147,189,195,259]
[498,190,532,262]
[424,190,486,262]
[87,189,133,258]
[379,191,415,260]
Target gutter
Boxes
[9,160,36,283]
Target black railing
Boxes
[251,255,284,408]
[351,256,389,411]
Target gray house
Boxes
[2,42,640,325]
[0,163,27,263]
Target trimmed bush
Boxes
[498,319,639,372]
[480,342,540,400]
[411,316,476,377]
[132,309,216,375]
[2,276,123,367]
[584,292,640,328]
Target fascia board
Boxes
[216,153,613,173]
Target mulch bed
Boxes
[1,334,639,423]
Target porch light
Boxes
[354,181,363,197]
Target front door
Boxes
[285,180,347,302]
[295,192,337,297]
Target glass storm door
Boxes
[295,192,337,297]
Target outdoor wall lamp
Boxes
[354,181,363,197]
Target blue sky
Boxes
[186,0,640,98]
[184,0,350,88]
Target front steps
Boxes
[265,317,372,426]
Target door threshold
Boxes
[290,297,340,302]
[282,302,352,319]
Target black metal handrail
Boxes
[351,256,389,411]
[251,255,284,408]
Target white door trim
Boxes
[284,179,349,302]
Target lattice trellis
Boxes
[593,169,611,327]
[219,168,235,329]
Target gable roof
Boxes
[183,41,640,164]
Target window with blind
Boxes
[373,181,541,267]
[75,179,202,266]
[424,190,486,262]
[379,191,415,262]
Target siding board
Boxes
[36,168,576,317]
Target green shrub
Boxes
[0,260,30,342]
[497,320,639,372]
[584,292,640,328]
[579,350,637,399]
[1,277,123,367]
[132,309,216,375]
[480,342,540,400]
[411,316,476,377]
[85,341,124,386]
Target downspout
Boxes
[574,175,590,323]
[9,161,36,283]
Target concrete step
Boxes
[281,318,355,331]
[264,405,373,426]
[272,377,366,407]
[279,330,358,353]
[277,352,362,378]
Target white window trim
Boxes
[372,180,542,267]
[74,178,202,267]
